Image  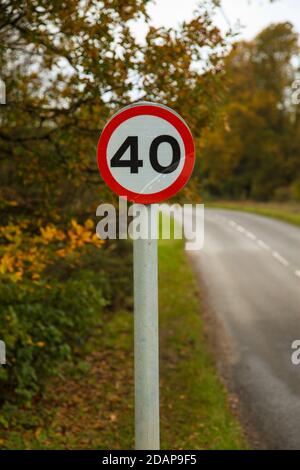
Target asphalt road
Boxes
[190,208,300,450]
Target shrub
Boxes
[290,179,300,202]
[0,234,133,409]
[0,268,107,404]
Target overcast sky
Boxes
[133,0,300,42]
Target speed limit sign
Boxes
[97,102,195,203]
[97,101,195,450]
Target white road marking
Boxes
[225,217,292,272]
[272,251,290,267]
[245,230,256,241]
[257,240,270,251]
[221,217,299,275]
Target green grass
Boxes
[0,236,247,450]
[207,201,300,228]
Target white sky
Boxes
[132,0,300,42]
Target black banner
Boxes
[0,450,296,467]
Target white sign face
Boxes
[97,102,195,204]
[107,115,185,195]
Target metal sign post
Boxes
[133,204,159,450]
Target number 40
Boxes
[111,135,180,174]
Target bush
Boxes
[0,237,133,409]
[290,179,300,202]
[273,186,291,202]
[0,268,107,404]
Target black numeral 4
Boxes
[110,136,142,174]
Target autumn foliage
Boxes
[201,22,300,200]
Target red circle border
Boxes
[97,105,195,204]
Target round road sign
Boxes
[97,102,195,204]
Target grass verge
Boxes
[0,237,247,450]
[207,201,300,228]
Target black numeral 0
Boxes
[110,135,181,174]
[149,135,180,174]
